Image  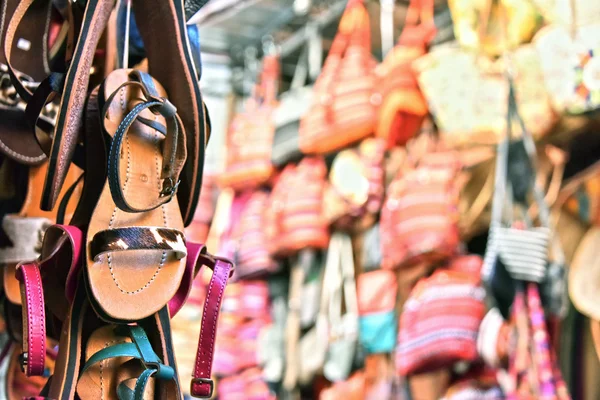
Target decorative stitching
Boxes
[99,339,120,400]
[134,369,154,400]
[0,138,46,163]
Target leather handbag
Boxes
[271,24,321,167]
[534,15,600,114]
[380,147,462,269]
[220,54,279,189]
[396,269,486,375]
[299,0,378,155]
[266,157,330,257]
[414,43,556,147]
[375,0,435,148]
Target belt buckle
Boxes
[191,377,214,398]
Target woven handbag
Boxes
[395,269,486,375]
[299,0,378,155]
[233,190,279,279]
[380,147,461,269]
[375,0,435,148]
[414,43,556,148]
[220,55,279,189]
[265,158,330,257]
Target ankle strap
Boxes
[103,70,187,213]
[190,252,234,398]
[14,225,83,377]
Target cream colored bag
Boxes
[414,43,556,148]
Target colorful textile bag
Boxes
[220,55,279,189]
[380,148,461,269]
[395,269,486,375]
[265,157,330,256]
[357,270,398,354]
[375,0,435,148]
[233,190,279,279]
[534,5,600,114]
[413,43,556,147]
[299,0,378,154]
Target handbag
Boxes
[266,157,330,257]
[220,54,279,189]
[375,0,435,148]
[271,24,321,167]
[325,138,386,228]
[322,233,360,382]
[359,312,397,355]
[449,0,542,57]
[380,146,461,269]
[299,0,378,155]
[395,269,486,375]
[533,2,600,114]
[414,43,556,147]
[233,190,279,279]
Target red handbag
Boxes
[375,0,435,148]
[299,0,378,155]
[381,149,461,269]
[396,269,486,375]
[220,55,279,189]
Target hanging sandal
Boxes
[84,68,187,321]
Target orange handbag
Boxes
[299,0,378,155]
[375,0,435,148]
[380,148,461,269]
[220,55,279,190]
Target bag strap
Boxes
[397,0,436,46]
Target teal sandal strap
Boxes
[82,325,176,400]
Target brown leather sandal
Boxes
[86,68,187,321]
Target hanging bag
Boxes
[533,0,600,114]
[220,54,279,189]
[299,0,378,155]
[375,0,435,148]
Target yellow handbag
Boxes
[449,0,543,57]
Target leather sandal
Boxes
[0,0,67,165]
[131,0,211,226]
[4,0,114,210]
[85,68,187,321]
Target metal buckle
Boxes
[190,377,214,398]
[159,178,180,198]
[19,352,28,373]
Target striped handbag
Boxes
[220,55,279,189]
[233,190,279,279]
[299,0,378,155]
[396,269,486,375]
[380,149,461,269]
[375,0,435,148]
[265,158,330,257]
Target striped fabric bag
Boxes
[381,151,461,269]
[220,55,279,190]
[299,0,378,155]
[395,269,486,375]
[265,157,330,256]
[234,191,279,279]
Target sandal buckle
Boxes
[191,377,214,398]
[160,178,180,198]
[18,352,28,373]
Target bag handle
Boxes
[398,0,436,45]
[290,22,322,90]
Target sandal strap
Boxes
[14,263,46,377]
[90,227,187,262]
[104,70,187,214]
[191,254,234,398]
[14,224,84,377]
